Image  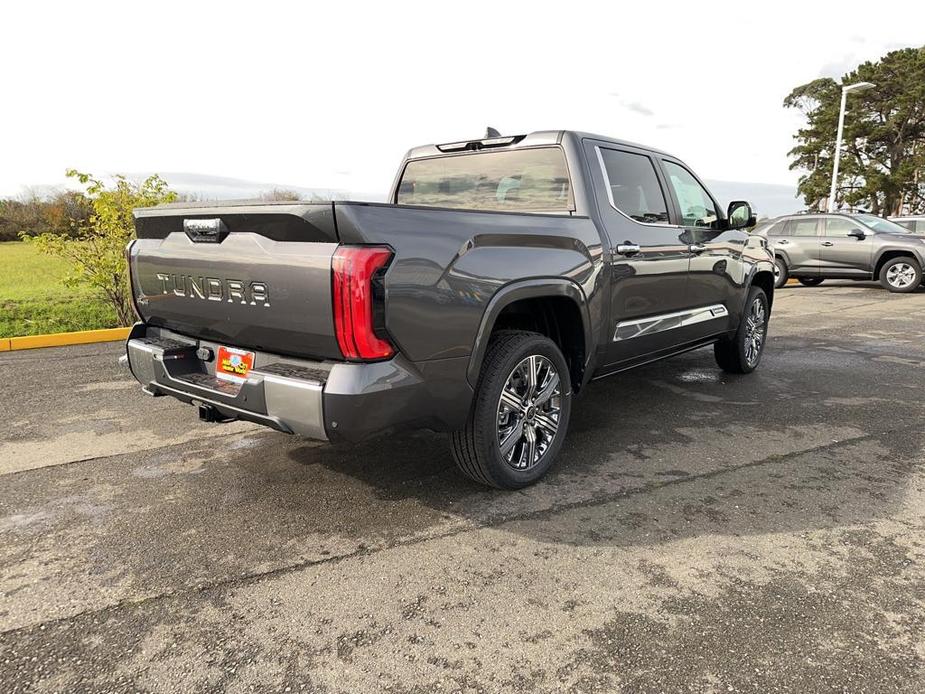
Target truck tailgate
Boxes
[130,203,342,360]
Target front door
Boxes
[659,159,740,340]
[820,217,874,277]
[584,142,695,367]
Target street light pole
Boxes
[828,81,875,212]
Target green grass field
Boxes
[0,242,119,338]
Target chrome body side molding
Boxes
[613,304,728,342]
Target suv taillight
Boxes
[332,246,395,361]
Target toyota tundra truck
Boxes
[125,130,775,488]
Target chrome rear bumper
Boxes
[125,326,328,440]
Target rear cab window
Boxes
[396,147,573,213]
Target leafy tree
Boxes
[0,190,92,241]
[25,170,176,326]
[784,46,925,215]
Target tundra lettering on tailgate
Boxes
[154,273,270,306]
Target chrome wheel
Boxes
[773,263,781,282]
[496,355,561,470]
[886,263,916,289]
[743,297,766,367]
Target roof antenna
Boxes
[485,126,501,138]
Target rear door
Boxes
[820,217,874,276]
[775,217,822,276]
[584,141,697,367]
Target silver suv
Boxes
[754,213,925,293]
[890,216,925,233]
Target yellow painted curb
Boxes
[6,327,131,351]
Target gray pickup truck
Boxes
[125,130,775,488]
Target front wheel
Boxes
[715,286,769,374]
[879,256,921,293]
[798,277,824,287]
[773,257,789,289]
[451,331,571,489]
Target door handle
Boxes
[616,243,641,256]
[821,241,834,247]
[689,244,707,254]
[775,239,790,245]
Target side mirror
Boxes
[727,200,756,230]
[848,228,866,240]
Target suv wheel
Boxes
[773,257,789,289]
[879,256,921,293]
[451,331,571,489]
[798,277,824,287]
[714,286,769,374]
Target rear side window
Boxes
[786,218,819,236]
[598,148,670,224]
[396,148,573,212]
[761,220,787,236]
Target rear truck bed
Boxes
[125,199,601,443]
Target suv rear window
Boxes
[396,148,573,213]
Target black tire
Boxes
[879,256,922,293]
[773,257,789,289]
[451,331,572,489]
[715,286,769,374]
[798,277,824,287]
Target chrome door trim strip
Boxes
[613,303,728,342]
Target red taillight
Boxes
[332,246,395,361]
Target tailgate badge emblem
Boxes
[183,218,228,243]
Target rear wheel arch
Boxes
[467,280,591,392]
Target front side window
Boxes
[396,148,573,212]
[598,148,669,224]
[662,161,718,228]
[825,218,861,236]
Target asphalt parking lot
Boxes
[1,282,924,693]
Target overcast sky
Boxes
[2,1,923,200]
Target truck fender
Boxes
[466,278,592,387]
[741,259,776,314]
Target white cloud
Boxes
[1,0,922,198]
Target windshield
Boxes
[396,147,573,213]
[853,214,912,234]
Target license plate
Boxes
[216,346,255,382]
